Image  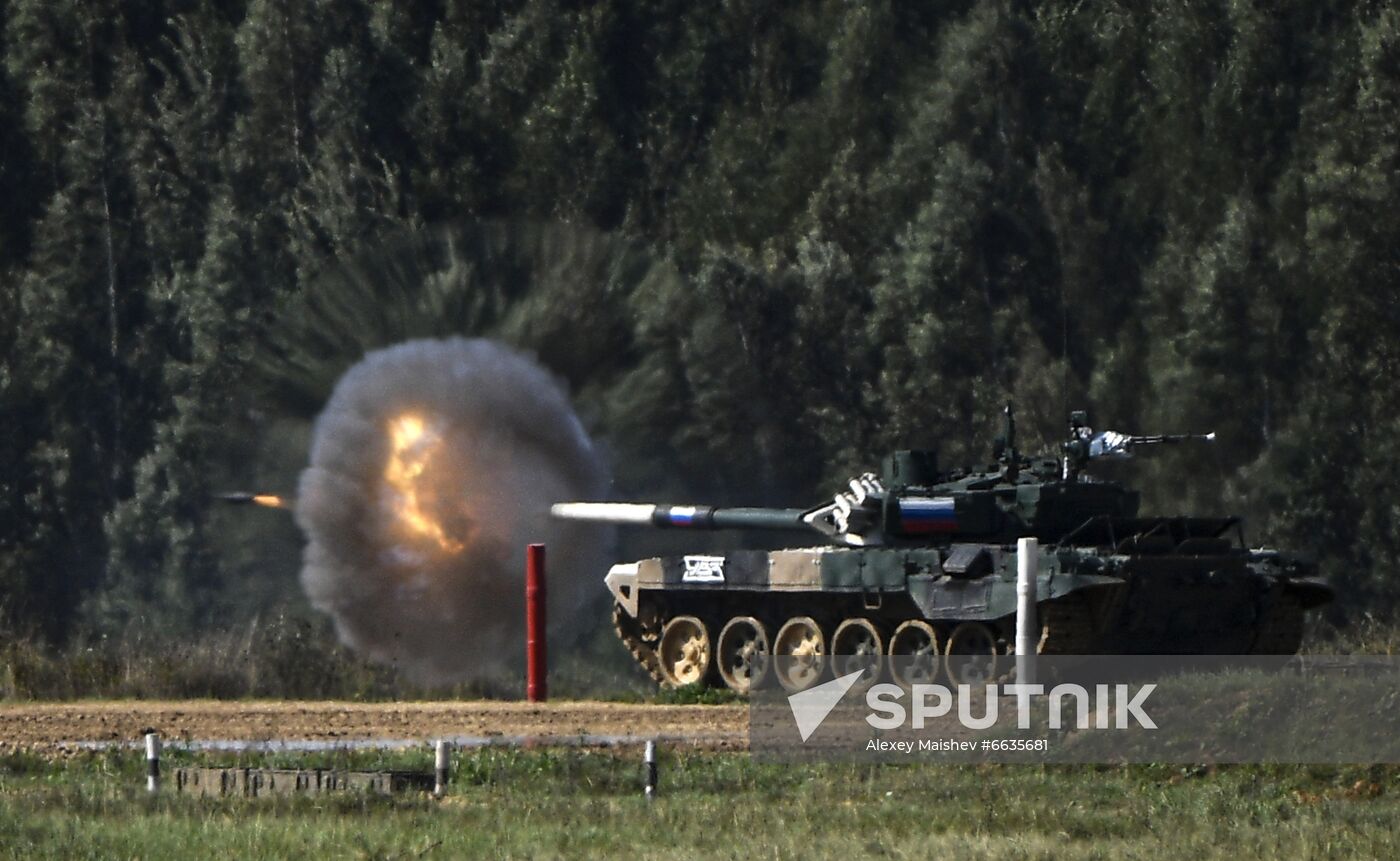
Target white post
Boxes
[644,740,657,800]
[1016,537,1039,686]
[144,732,161,794]
[434,739,451,797]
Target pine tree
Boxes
[1262,6,1400,611]
[290,2,412,269]
[94,5,248,633]
[512,4,629,224]
[864,1,1060,458]
[5,0,157,638]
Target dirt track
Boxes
[0,700,747,752]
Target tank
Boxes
[552,406,1333,692]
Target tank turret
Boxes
[554,405,1213,547]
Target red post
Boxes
[526,543,547,702]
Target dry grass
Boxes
[0,610,652,702]
[2,611,1395,703]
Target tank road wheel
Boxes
[716,616,772,694]
[831,618,885,689]
[773,616,827,692]
[657,616,712,688]
[889,620,941,686]
[945,622,1001,686]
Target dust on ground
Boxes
[0,700,746,753]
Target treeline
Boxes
[1,0,1398,646]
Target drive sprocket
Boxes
[612,603,666,686]
[1249,592,1304,655]
[1036,593,1100,655]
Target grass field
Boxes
[5,621,1400,858]
[2,746,1398,859]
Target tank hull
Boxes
[608,540,1322,690]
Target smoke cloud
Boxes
[295,337,609,685]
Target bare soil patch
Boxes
[0,700,746,751]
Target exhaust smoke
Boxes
[294,337,608,685]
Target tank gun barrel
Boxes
[550,502,809,532]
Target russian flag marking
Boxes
[668,506,699,526]
[898,496,958,534]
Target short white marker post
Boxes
[434,739,451,797]
[144,732,161,794]
[1016,536,1039,687]
[644,740,658,800]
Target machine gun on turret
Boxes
[1061,410,1215,480]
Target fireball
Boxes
[383,413,464,554]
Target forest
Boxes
[1,0,1398,655]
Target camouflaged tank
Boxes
[552,407,1333,692]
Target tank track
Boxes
[966,595,1099,685]
[612,603,666,686]
[611,593,1103,691]
[1249,592,1304,655]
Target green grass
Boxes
[652,681,745,705]
[3,748,1399,859]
